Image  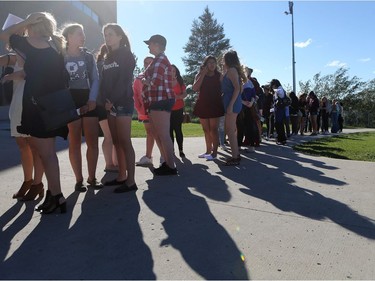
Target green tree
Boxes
[182,6,231,80]
[182,6,230,119]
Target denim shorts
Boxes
[149,99,175,113]
[110,103,134,117]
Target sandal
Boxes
[224,157,240,166]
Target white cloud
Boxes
[358,58,371,63]
[294,38,312,48]
[326,60,347,68]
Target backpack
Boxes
[0,54,14,105]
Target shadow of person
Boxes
[0,188,156,279]
[0,201,35,264]
[142,158,249,280]
[218,149,375,240]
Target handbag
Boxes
[33,88,80,131]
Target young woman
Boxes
[270,79,287,145]
[133,56,155,166]
[96,44,118,172]
[62,23,102,192]
[170,64,187,158]
[307,91,319,136]
[192,55,224,161]
[221,50,247,165]
[99,23,137,192]
[0,12,68,214]
[0,53,44,201]
[142,34,177,175]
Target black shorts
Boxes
[70,89,98,118]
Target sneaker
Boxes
[136,155,153,166]
[198,153,210,158]
[220,145,227,151]
[205,154,217,161]
[75,181,87,192]
[87,178,103,189]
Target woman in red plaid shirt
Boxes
[142,34,177,176]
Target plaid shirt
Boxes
[142,52,174,104]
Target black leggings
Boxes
[170,108,184,151]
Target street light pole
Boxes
[285,1,296,93]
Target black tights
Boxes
[170,108,184,151]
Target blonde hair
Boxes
[26,12,65,53]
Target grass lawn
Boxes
[131,121,203,138]
[294,132,375,162]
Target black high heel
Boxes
[39,193,67,214]
[35,190,51,212]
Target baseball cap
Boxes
[144,34,167,48]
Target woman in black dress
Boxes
[0,12,69,214]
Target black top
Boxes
[10,34,68,138]
[98,46,135,107]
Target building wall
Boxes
[0,0,117,107]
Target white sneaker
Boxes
[205,154,217,161]
[198,153,210,158]
[136,155,153,166]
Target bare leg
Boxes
[108,115,127,182]
[67,119,83,183]
[83,116,99,181]
[149,110,175,169]
[199,118,212,154]
[225,112,239,158]
[208,118,220,157]
[144,122,155,159]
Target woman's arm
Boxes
[0,13,43,43]
[192,66,207,92]
[1,69,25,83]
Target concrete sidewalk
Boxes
[0,125,374,280]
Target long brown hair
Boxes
[102,23,131,53]
[223,50,247,84]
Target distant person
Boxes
[99,23,137,192]
[289,91,299,135]
[320,96,331,134]
[338,101,344,133]
[270,79,287,145]
[237,67,260,152]
[62,23,102,192]
[221,50,247,165]
[298,93,308,135]
[170,64,187,158]
[192,55,224,161]
[1,12,70,214]
[96,43,118,172]
[307,91,319,136]
[261,84,275,140]
[133,56,155,166]
[330,99,339,133]
[142,34,177,175]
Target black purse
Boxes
[33,88,79,131]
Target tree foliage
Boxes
[182,6,231,80]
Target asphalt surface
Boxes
[0,118,374,280]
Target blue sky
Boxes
[117,1,375,92]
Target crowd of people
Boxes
[0,12,344,215]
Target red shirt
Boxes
[172,83,186,110]
[133,73,149,121]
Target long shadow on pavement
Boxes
[0,187,156,279]
[218,143,375,240]
[142,157,249,280]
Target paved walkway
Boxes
[0,124,374,280]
